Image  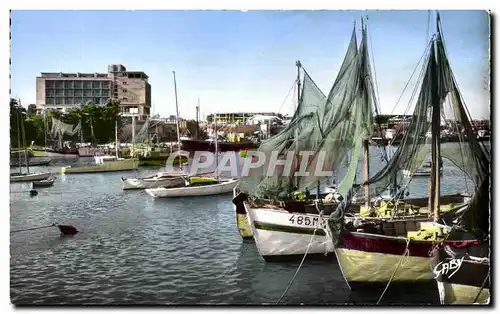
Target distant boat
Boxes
[180,139,259,153]
[61,155,139,174]
[10,157,52,168]
[32,177,55,188]
[10,100,52,183]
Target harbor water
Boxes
[10,144,481,305]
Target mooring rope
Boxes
[275,227,318,305]
[472,272,490,304]
[11,224,55,233]
[376,237,410,304]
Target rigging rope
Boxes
[472,272,490,304]
[376,237,410,304]
[277,79,299,116]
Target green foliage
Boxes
[9,98,122,146]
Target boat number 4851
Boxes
[288,215,325,227]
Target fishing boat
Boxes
[32,177,55,188]
[232,20,377,261]
[325,13,490,304]
[180,138,259,153]
[10,100,52,183]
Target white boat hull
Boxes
[145,178,239,198]
[10,172,51,183]
[121,176,185,190]
[244,204,333,261]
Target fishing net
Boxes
[362,24,489,198]
[238,24,375,200]
[50,118,81,138]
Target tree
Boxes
[27,104,37,116]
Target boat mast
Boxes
[172,71,183,170]
[214,113,219,181]
[362,17,370,209]
[196,98,200,140]
[115,117,119,158]
[430,17,441,222]
[295,60,301,188]
[172,71,182,153]
[19,100,30,174]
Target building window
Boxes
[123,81,127,85]
[55,81,63,88]
[123,89,127,93]
[74,81,83,89]
[46,97,55,105]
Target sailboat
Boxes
[145,76,239,199]
[231,21,373,261]
[10,100,51,183]
[325,13,489,304]
[45,117,80,157]
[122,72,204,190]
[61,117,139,174]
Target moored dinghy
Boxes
[32,176,56,188]
[121,171,186,190]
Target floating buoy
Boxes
[29,190,38,197]
[53,223,79,236]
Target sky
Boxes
[10,10,490,120]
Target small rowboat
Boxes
[32,177,55,188]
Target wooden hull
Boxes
[32,179,55,188]
[145,178,239,198]
[431,245,490,304]
[10,172,51,182]
[233,187,254,240]
[61,159,139,174]
[334,231,485,294]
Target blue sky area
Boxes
[10,10,490,119]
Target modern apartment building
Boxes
[36,64,151,120]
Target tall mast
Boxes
[19,100,30,174]
[115,117,119,158]
[196,98,200,140]
[362,17,370,209]
[79,118,84,144]
[294,61,302,188]
[296,60,301,110]
[172,71,182,169]
[430,15,442,222]
[214,113,219,180]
